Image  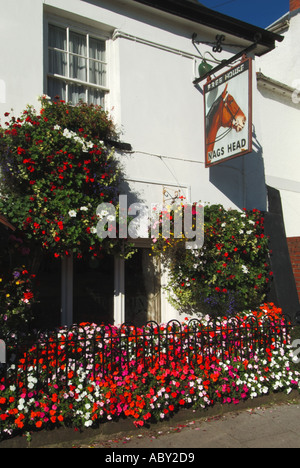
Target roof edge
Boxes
[132,0,284,55]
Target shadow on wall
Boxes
[209,126,267,211]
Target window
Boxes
[73,255,114,326]
[47,23,108,106]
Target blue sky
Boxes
[199,0,289,28]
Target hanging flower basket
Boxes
[0,97,128,259]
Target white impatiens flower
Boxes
[80,206,88,211]
[63,128,76,139]
[41,94,51,101]
[62,127,94,153]
[241,265,249,274]
[97,210,110,219]
[82,141,94,153]
[17,399,25,411]
[68,210,77,218]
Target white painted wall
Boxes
[0,0,44,115]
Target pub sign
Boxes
[204,58,252,167]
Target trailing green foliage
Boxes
[152,204,273,317]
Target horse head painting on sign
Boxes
[206,84,246,157]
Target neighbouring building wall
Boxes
[256,82,300,237]
[256,3,300,303]
[257,4,300,88]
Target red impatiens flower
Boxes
[23,291,34,302]
[17,147,26,155]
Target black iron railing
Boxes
[0,315,290,396]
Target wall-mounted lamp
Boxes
[198,59,213,79]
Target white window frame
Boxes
[44,16,110,107]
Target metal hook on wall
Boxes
[213,35,226,53]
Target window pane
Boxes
[89,60,106,86]
[31,255,61,331]
[69,83,86,104]
[69,55,87,81]
[49,49,67,76]
[69,31,87,56]
[48,77,66,101]
[88,88,105,107]
[73,255,114,326]
[49,24,66,50]
[89,37,106,62]
[125,249,161,327]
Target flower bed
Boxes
[0,304,299,441]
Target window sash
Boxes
[47,23,108,105]
[48,76,106,106]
